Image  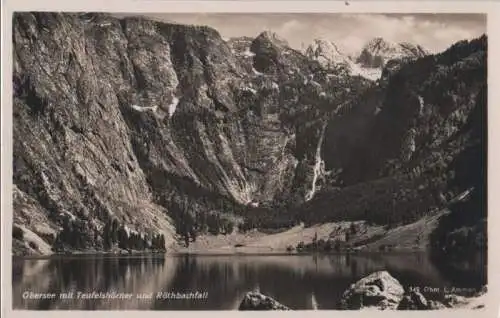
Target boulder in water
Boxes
[238,292,290,310]
[339,271,405,310]
[427,300,447,310]
[397,290,429,310]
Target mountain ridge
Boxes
[303,37,429,81]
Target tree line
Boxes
[52,217,167,252]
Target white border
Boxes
[2,1,499,318]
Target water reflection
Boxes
[12,253,484,310]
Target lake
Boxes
[12,252,485,310]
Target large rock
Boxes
[238,292,290,310]
[339,271,405,310]
[397,290,429,310]
[397,286,488,310]
[427,300,447,310]
[441,293,485,309]
[420,294,485,310]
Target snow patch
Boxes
[131,104,158,113]
[349,62,382,81]
[374,107,382,115]
[168,96,179,118]
[248,201,260,208]
[242,86,257,94]
[271,82,279,90]
[319,92,326,97]
[242,48,256,58]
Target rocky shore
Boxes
[238,271,487,310]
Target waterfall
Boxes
[418,95,424,116]
[305,120,328,202]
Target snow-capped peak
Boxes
[304,38,383,81]
[357,37,428,68]
[305,39,351,67]
[363,37,397,56]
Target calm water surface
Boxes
[12,253,485,310]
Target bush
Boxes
[12,226,24,240]
[297,241,305,250]
[323,240,333,251]
[286,245,294,252]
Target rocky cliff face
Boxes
[12,12,359,254]
[12,12,487,256]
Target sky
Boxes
[125,13,486,55]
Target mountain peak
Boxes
[398,41,429,57]
[308,39,343,55]
[363,37,398,56]
[305,38,349,67]
[255,30,289,47]
[357,37,428,68]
